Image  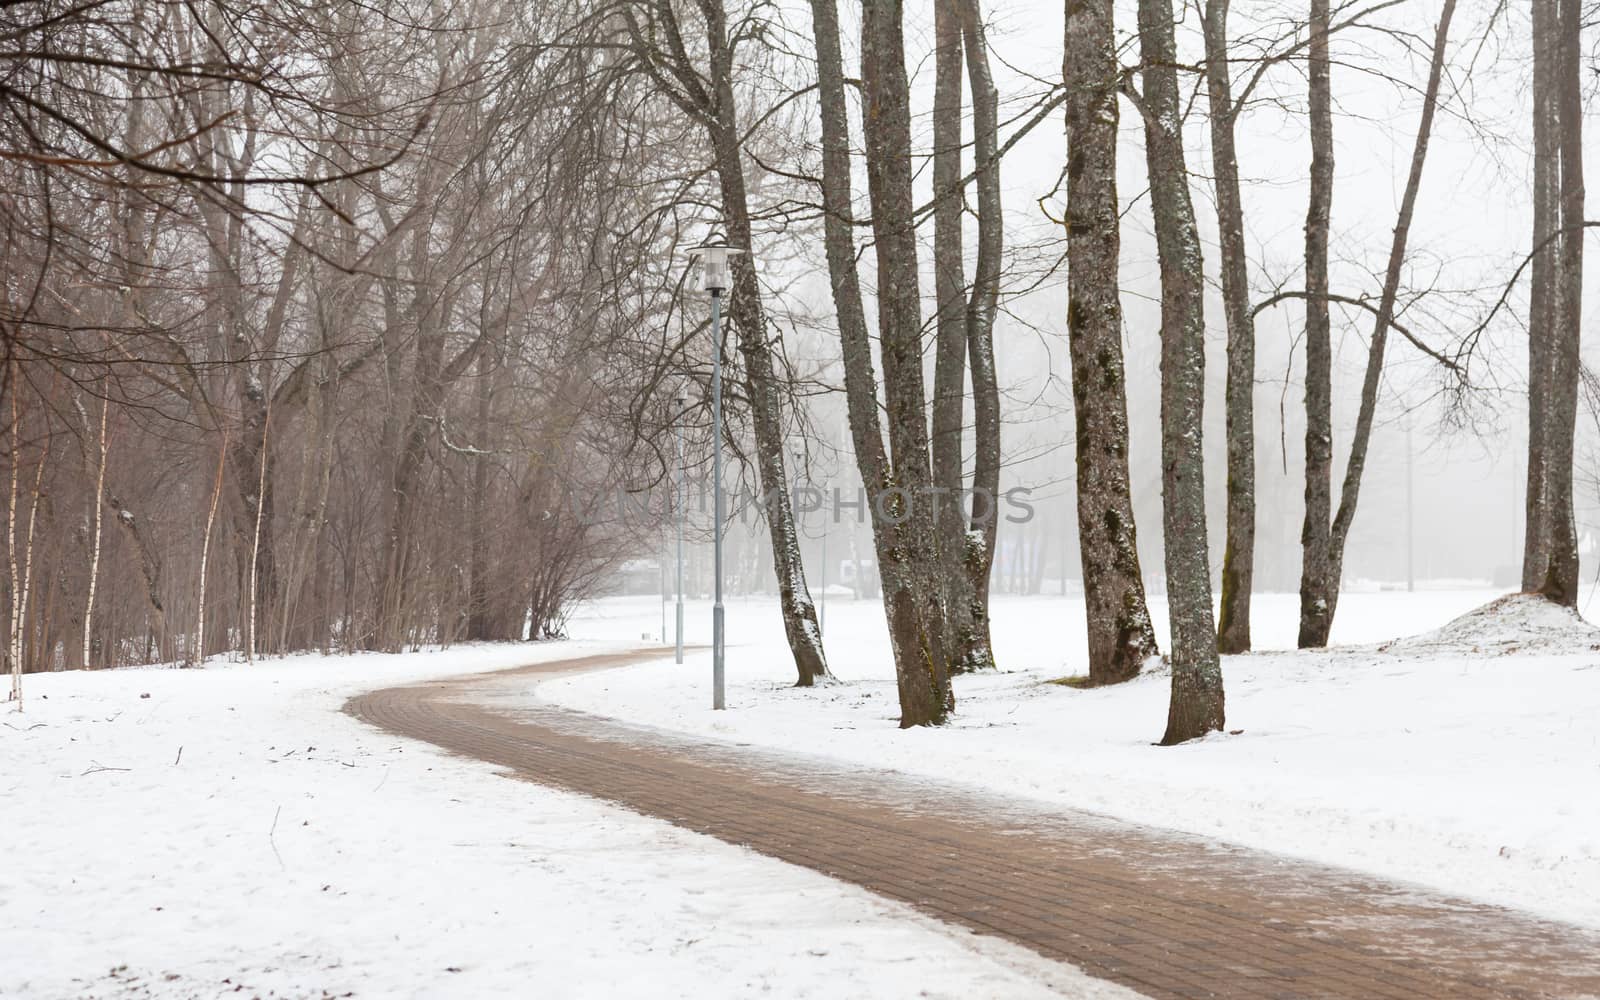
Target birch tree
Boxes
[8,370,21,701]
[195,434,227,665]
[82,396,108,668]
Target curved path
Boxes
[347,649,1600,1000]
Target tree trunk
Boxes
[196,432,227,664]
[862,0,955,723]
[1526,0,1583,604]
[467,337,494,640]
[247,403,270,663]
[1323,0,1458,621]
[1524,0,1558,593]
[8,374,21,699]
[1204,0,1256,655]
[701,0,830,686]
[810,0,950,724]
[1297,0,1335,648]
[1542,0,1580,601]
[229,384,278,656]
[376,274,446,652]
[105,489,168,660]
[16,434,45,685]
[1063,0,1160,685]
[930,0,980,674]
[959,0,1002,672]
[82,396,108,669]
[1137,0,1225,744]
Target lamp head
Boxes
[687,230,743,294]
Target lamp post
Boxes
[690,233,740,710]
[673,382,687,664]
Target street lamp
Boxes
[688,232,741,710]
[673,381,687,664]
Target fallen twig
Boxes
[269,805,284,870]
[80,761,131,776]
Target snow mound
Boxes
[1378,593,1600,656]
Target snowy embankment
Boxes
[544,589,1600,929]
[0,642,1130,1000]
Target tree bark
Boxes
[1063,0,1160,684]
[809,0,951,723]
[1204,0,1256,655]
[104,490,169,658]
[82,395,108,669]
[930,0,980,674]
[467,334,494,640]
[8,374,21,699]
[1322,0,1457,622]
[229,379,279,655]
[1525,0,1583,604]
[700,0,830,687]
[1546,0,1584,605]
[1136,0,1225,744]
[196,432,227,664]
[862,0,956,723]
[247,402,270,663]
[374,270,445,653]
[1297,0,1335,648]
[1523,0,1556,595]
[959,0,1002,673]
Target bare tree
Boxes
[1062,0,1160,685]
[805,0,953,724]
[82,396,109,668]
[7,365,21,701]
[1132,0,1225,743]
[1297,0,1337,649]
[1204,0,1258,655]
[959,0,1004,674]
[623,0,830,686]
[1298,0,1459,645]
[930,0,974,673]
[193,434,224,664]
[1523,0,1583,604]
[929,0,1003,675]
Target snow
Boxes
[543,589,1600,929]
[1378,591,1600,654]
[0,642,1136,1000]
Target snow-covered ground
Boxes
[7,586,1595,999]
[0,642,1135,1000]
[543,588,1600,929]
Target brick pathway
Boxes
[346,649,1600,1000]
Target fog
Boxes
[702,0,1577,603]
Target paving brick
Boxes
[347,650,1600,1000]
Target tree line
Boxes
[1,0,1583,742]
